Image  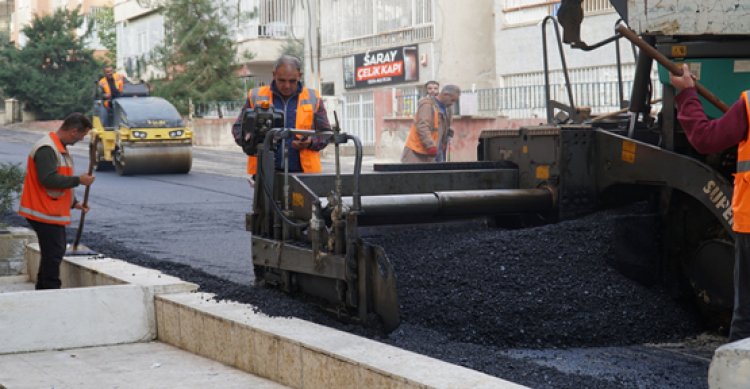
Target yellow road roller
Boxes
[91,84,192,175]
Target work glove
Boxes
[425,146,438,156]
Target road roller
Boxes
[241,1,750,331]
[91,83,192,175]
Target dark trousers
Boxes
[27,218,66,290]
[731,233,750,341]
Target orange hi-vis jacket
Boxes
[246,86,322,174]
[18,132,75,225]
[404,99,440,155]
[734,91,750,232]
[99,73,124,108]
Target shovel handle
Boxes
[615,22,729,113]
[72,138,96,250]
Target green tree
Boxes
[280,38,304,70]
[94,7,116,64]
[0,162,23,217]
[0,7,100,120]
[150,0,251,113]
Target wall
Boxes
[374,87,542,162]
[494,7,634,80]
[190,118,236,147]
[378,116,543,163]
[435,0,497,89]
[186,103,544,164]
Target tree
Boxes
[150,0,250,113]
[280,38,304,70]
[0,8,100,120]
[94,7,116,64]
[0,163,23,218]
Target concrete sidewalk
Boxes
[0,342,288,389]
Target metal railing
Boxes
[192,101,245,119]
[195,79,665,122]
[392,80,663,119]
[502,0,614,26]
[320,0,434,58]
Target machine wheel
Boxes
[114,147,127,176]
[664,190,734,328]
[93,140,113,171]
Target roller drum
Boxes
[114,142,192,175]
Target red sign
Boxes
[344,45,418,89]
[356,62,404,81]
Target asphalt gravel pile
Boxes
[2,206,706,389]
[364,207,702,349]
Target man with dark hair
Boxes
[402,84,461,163]
[98,65,126,105]
[424,80,440,97]
[232,55,331,186]
[18,113,95,289]
[97,65,128,127]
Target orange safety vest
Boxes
[18,132,75,225]
[404,102,440,155]
[246,86,322,174]
[734,91,750,232]
[99,73,125,108]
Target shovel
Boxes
[65,139,98,256]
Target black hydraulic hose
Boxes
[258,129,309,229]
[345,133,363,212]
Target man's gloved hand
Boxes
[426,146,438,156]
[447,128,455,138]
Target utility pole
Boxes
[303,0,321,91]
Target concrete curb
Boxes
[8,230,527,388]
[708,338,750,388]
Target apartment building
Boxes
[10,0,110,53]
[310,1,642,146]
[314,0,497,148]
[114,0,303,85]
[495,0,640,118]
[0,0,12,38]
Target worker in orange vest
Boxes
[97,65,127,127]
[671,64,750,342]
[232,55,331,186]
[18,113,95,289]
[401,85,461,163]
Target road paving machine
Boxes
[243,0,750,331]
[91,83,192,175]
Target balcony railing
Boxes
[503,0,614,27]
[392,80,663,119]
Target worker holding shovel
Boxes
[18,113,95,290]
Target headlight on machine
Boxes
[169,130,184,138]
[132,131,147,139]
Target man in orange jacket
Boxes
[98,65,126,105]
[18,113,95,289]
[97,65,127,127]
[401,85,461,163]
[232,55,331,186]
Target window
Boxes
[321,82,335,96]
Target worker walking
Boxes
[18,113,95,290]
[232,55,331,186]
[401,85,461,163]
[670,64,750,341]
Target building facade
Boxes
[114,0,304,85]
[10,0,110,53]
